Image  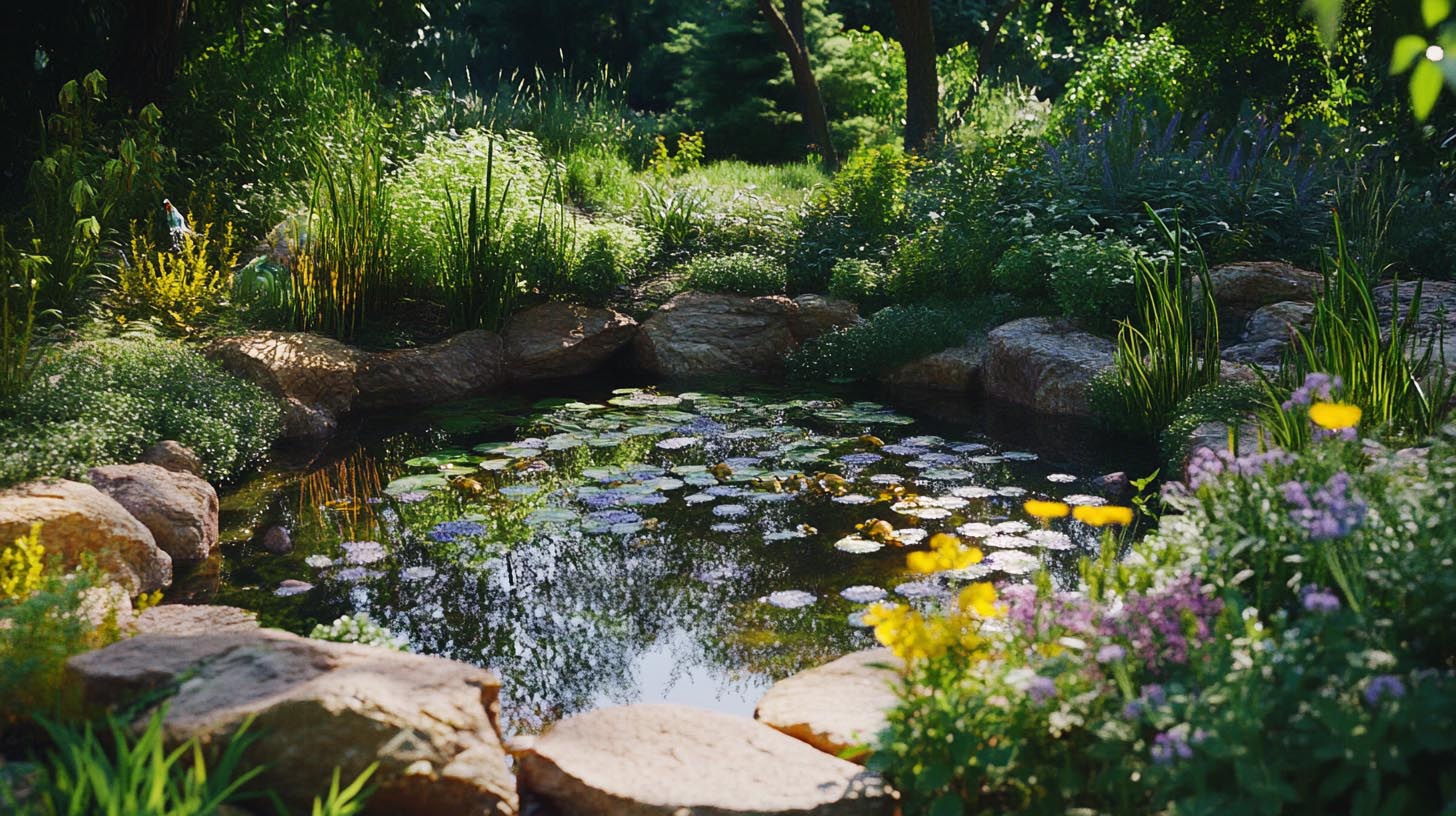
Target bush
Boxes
[115,219,238,335]
[310,613,408,651]
[0,332,281,485]
[682,252,786,296]
[569,223,647,305]
[564,146,635,212]
[827,258,889,312]
[789,145,916,293]
[1045,232,1139,330]
[1054,26,1194,125]
[787,300,1025,382]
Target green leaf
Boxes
[1392,35,1430,74]
[1424,0,1451,28]
[929,793,963,816]
[1411,58,1444,120]
[1303,0,1344,49]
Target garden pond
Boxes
[202,382,1145,735]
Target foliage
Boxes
[1259,217,1456,448]
[468,65,657,161]
[826,258,890,312]
[789,145,916,293]
[1054,26,1193,125]
[1388,1,1456,120]
[23,70,170,316]
[310,613,409,651]
[1,228,48,405]
[288,139,397,339]
[647,131,705,177]
[682,252,786,296]
[816,26,906,150]
[115,219,237,335]
[992,227,1142,330]
[571,223,647,304]
[0,332,280,485]
[1155,381,1264,471]
[1097,211,1221,440]
[637,183,705,259]
[787,300,1023,382]
[0,561,116,729]
[439,164,518,333]
[564,146,636,212]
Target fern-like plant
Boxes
[117,219,237,334]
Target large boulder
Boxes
[88,464,219,563]
[634,293,800,378]
[518,704,890,816]
[67,628,516,816]
[356,330,506,410]
[983,318,1114,417]
[208,331,364,441]
[789,295,860,343]
[503,302,638,381]
[0,480,171,594]
[1200,261,1322,320]
[1241,300,1315,345]
[754,648,903,763]
[139,440,204,478]
[881,341,984,393]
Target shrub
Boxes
[115,219,237,335]
[1054,26,1194,124]
[647,131,705,177]
[564,146,635,212]
[787,300,1024,382]
[789,145,916,293]
[1045,232,1139,330]
[827,258,889,312]
[0,525,45,603]
[682,252,786,296]
[1154,380,1263,470]
[0,333,281,485]
[569,223,647,305]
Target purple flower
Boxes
[1026,676,1057,704]
[1142,684,1167,706]
[1282,372,1343,410]
[1096,644,1127,664]
[1301,586,1341,614]
[1286,472,1367,540]
[1122,699,1145,720]
[1186,448,1293,491]
[1151,730,1194,765]
[1364,675,1406,705]
[428,520,488,543]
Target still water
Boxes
[206,381,1143,735]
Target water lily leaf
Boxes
[478,458,513,471]
[384,473,450,496]
[526,508,580,526]
[921,468,975,481]
[763,590,816,609]
[834,535,883,554]
[405,450,471,468]
[840,585,887,603]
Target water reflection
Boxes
[216,383,1143,734]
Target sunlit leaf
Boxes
[1392,35,1430,74]
[1411,58,1444,120]
[1424,0,1451,29]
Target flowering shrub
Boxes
[871,393,1456,813]
[309,613,409,651]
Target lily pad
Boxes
[840,585,888,603]
[384,473,450,496]
[763,590,816,609]
[834,535,883,554]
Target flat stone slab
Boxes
[518,703,892,815]
[755,648,903,763]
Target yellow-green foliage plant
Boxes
[0,523,44,602]
[1,226,47,404]
[118,219,237,333]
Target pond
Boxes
[202,381,1145,735]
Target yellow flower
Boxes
[1072,505,1135,527]
[1309,401,1361,430]
[957,582,1001,618]
[1023,499,1070,519]
[908,534,984,573]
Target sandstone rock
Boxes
[139,440,204,478]
[208,332,363,441]
[754,648,903,763]
[261,526,293,554]
[881,341,984,392]
[88,464,218,563]
[131,604,259,637]
[634,293,799,378]
[67,628,516,816]
[503,302,638,381]
[789,295,860,343]
[356,330,506,410]
[1241,300,1315,345]
[519,704,890,816]
[1221,339,1287,368]
[982,318,1114,417]
[0,480,170,594]
[1200,261,1322,320]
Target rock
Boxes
[982,318,1115,417]
[139,440,204,478]
[261,525,293,554]
[1200,261,1322,320]
[1094,471,1132,497]
[633,292,800,378]
[881,341,984,392]
[518,704,890,816]
[754,648,903,763]
[789,295,860,343]
[1220,339,1287,368]
[1373,280,1456,332]
[503,302,638,381]
[356,330,506,410]
[1241,301,1315,345]
[67,627,516,816]
[208,332,364,441]
[0,480,170,594]
[88,464,219,563]
[131,604,259,637]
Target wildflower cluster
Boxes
[1281,471,1367,540]
[1183,446,1292,490]
[864,534,999,662]
[309,612,409,651]
[1,523,45,602]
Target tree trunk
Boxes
[109,0,191,106]
[756,0,838,171]
[891,0,938,152]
